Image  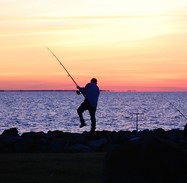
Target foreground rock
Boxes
[0,127,187,154]
[103,135,187,183]
[1,127,187,182]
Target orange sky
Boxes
[0,0,187,91]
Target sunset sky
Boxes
[0,0,187,91]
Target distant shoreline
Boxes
[0,90,186,92]
[0,90,111,92]
[0,90,79,92]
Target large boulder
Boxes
[103,136,187,183]
[2,128,19,136]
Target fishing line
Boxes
[45,46,85,97]
[162,95,187,121]
[45,46,78,87]
[167,100,187,121]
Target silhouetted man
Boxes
[77,78,100,132]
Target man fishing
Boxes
[45,47,100,131]
[77,78,100,132]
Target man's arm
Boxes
[77,83,90,96]
[77,85,86,95]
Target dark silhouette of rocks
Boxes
[0,127,187,154]
[103,135,187,183]
[1,127,187,182]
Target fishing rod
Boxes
[45,46,78,87]
[168,101,187,121]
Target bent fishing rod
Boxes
[161,95,187,121]
[45,46,78,87]
[168,101,187,121]
[45,46,84,96]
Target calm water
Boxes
[0,92,186,134]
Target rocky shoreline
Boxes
[1,126,187,182]
[1,126,187,153]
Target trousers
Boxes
[77,100,96,131]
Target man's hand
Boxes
[76,91,80,95]
[77,85,80,89]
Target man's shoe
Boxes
[90,128,95,132]
[80,122,86,128]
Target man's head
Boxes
[91,78,97,84]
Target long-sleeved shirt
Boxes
[79,82,100,108]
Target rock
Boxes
[49,138,69,153]
[0,135,21,152]
[102,144,120,152]
[70,134,88,145]
[184,123,187,137]
[21,131,48,139]
[0,127,187,156]
[152,128,168,139]
[2,128,19,136]
[14,138,34,153]
[103,136,187,183]
[48,130,66,138]
[88,138,108,151]
[65,144,92,153]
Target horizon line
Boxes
[0,89,186,93]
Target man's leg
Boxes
[77,101,88,128]
[88,107,96,132]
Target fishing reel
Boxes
[76,91,81,95]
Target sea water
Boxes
[0,91,186,134]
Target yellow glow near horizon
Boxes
[0,0,187,91]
